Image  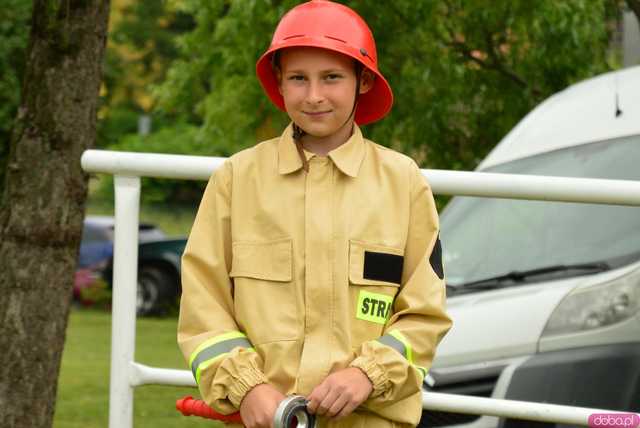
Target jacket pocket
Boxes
[230,238,292,282]
[230,238,298,344]
[349,240,404,347]
[349,240,404,287]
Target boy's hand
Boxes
[306,367,373,419]
[239,383,286,428]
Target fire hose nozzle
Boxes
[274,395,316,428]
[176,394,315,427]
[176,395,243,424]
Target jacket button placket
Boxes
[298,156,334,395]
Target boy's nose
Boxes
[306,80,325,105]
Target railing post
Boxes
[108,175,141,428]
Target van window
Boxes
[441,135,640,287]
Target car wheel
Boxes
[137,265,174,316]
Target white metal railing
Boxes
[83,150,640,205]
[80,150,640,428]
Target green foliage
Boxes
[354,0,613,169]
[93,123,208,205]
[0,0,32,189]
[156,0,616,172]
[0,0,30,137]
[3,0,623,206]
[154,0,301,156]
[92,1,204,206]
[98,1,195,148]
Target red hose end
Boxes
[176,395,243,423]
[176,396,193,415]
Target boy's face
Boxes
[277,47,372,139]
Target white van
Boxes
[421,65,640,428]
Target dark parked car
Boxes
[109,237,187,316]
[79,216,166,266]
[75,216,186,316]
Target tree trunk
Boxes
[0,1,110,427]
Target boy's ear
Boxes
[359,69,375,95]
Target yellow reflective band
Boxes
[415,365,428,380]
[388,330,413,364]
[196,353,225,385]
[377,331,426,379]
[356,290,394,325]
[188,331,247,368]
[189,331,254,385]
[195,348,256,385]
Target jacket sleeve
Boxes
[350,160,452,405]
[177,160,267,413]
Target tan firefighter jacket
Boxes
[178,124,452,427]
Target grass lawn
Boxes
[54,309,222,428]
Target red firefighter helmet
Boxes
[256,0,393,125]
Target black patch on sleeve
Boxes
[363,251,404,285]
[430,235,444,279]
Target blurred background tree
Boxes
[154,0,627,175]
[0,0,32,196]
[2,0,638,208]
[99,0,195,148]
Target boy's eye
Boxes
[288,75,305,81]
[325,73,342,80]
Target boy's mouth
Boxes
[304,110,332,117]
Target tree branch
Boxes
[441,0,541,97]
[483,29,536,93]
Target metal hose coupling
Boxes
[273,395,316,428]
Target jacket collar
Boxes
[277,123,365,178]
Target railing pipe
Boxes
[421,391,617,426]
[125,363,635,427]
[81,150,225,181]
[81,150,640,206]
[108,175,141,428]
[129,362,196,387]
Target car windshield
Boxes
[441,134,640,288]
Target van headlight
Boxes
[542,268,640,337]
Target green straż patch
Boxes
[356,290,393,325]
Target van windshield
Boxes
[441,135,640,288]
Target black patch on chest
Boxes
[363,251,404,285]
[430,236,444,279]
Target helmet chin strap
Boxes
[293,61,363,172]
[293,128,310,173]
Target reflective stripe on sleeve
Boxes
[377,333,407,359]
[377,330,427,379]
[415,365,428,378]
[378,330,413,362]
[188,331,254,384]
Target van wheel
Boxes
[137,265,174,316]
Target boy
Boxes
[178,1,452,427]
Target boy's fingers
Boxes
[316,387,341,416]
[327,392,350,418]
[306,383,329,413]
[335,400,359,420]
